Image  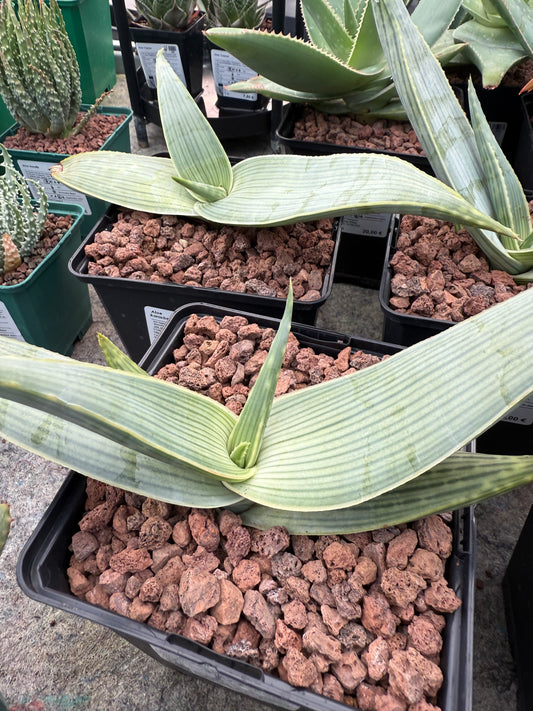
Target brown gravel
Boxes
[387,214,529,321]
[68,313,461,709]
[3,112,127,154]
[292,106,425,156]
[0,214,74,286]
[84,209,336,301]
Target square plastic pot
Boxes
[379,220,533,455]
[503,503,533,711]
[0,106,133,238]
[16,301,476,711]
[68,208,342,363]
[58,0,117,103]
[0,202,92,355]
[0,95,13,135]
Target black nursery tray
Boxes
[17,303,476,711]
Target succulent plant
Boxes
[200,0,267,29]
[372,0,533,281]
[0,0,100,138]
[0,502,11,556]
[205,0,466,118]
[50,50,517,240]
[0,144,47,275]
[0,281,532,533]
[134,0,197,30]
[452,0,533,88]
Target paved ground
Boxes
[0,74,531,711]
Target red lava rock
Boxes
[380,568,427,608]
[415,517,453,559]
[362,592,398,638]
[407,616,443,657]
[109,547,153,574]
[139,516,172,549]
[303,627,342,662]
[388,647,443,704]
[251,526,291,557]
[424,579,462,614]
[232,558,262,591]
[408,549,445,582]
[211,579,244,625]
[386,529,418,569]
[362,635,390,681]
[179,568,220,617]
[243,589,276,639]
[283,647,318,687]
[71,531,99,560]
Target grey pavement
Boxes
[0,74,531,711]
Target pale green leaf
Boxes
[0,352,252,482]
[156,51,232,194]
[346,0,386,72]
[196,152,518,236]
[98,334,146,375]
[300,0,354,62]
[468,78,532,248]
[0,399,241,508]
[52,153,199,215]
[228,284,293,468]
[240,453,533,533]
[412,0,463,47]
[492,0,533,54]
[223,287,533,510]
[453,20,528,86]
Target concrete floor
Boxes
[0,73,531,711]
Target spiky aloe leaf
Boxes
[491,0,533,54]
[98,334,146,375]
[134,0,197,29]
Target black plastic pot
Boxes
[503,504,533,711]
[69,208,341,362]
[335,214,398,288]
[379,221,533,455]
[16,302,476,711]
[276,103,433,174]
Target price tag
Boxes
[144,305,174,344]
[0,303,24,341]
[211,50,258,100]
[501,395,533,426]
[341,213,391,238]
[17,159,91,214]
[489,121,507,146]
[136,42,185,89]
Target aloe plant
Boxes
[452,0,533,88]
[0,144,47,275]
[372,0,533,282]
[0,0,101,138]
[200,0,267,29]
[0,281,532,533]
[134,0,197,30]
[50,49,517,241]
[203,0,465,117]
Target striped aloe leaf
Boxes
[372,0,533,280]
[0,285,532,529]
[52,50,518,239]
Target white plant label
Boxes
[144,305,174,344]
[136,42,185,89]
[211,50,258,100]
[0,303,24,341]
[341,213,391,238]
[17,159,91,214]
[501,395,533,426]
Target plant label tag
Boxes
[501,395,533,426]
[489,121,507,146]
[145,305,174,344]
[136,43,185,89]
[17,160,92,215]
[0,303,24,341]
[341,214,391,238]
[210,50,258,100]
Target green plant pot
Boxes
[58,0,117,103]
[0,202,92,355]
[0,106,133,238]
[0,95,13,135]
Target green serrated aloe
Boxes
[205,0,465,118]
[372,0,533,280]
[133,0,197,30]
[0,285,532,529]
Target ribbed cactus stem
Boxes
[0,0,82,138]
[0,144,48,275]
[0,502,11,556]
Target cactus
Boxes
[0,502,11,556]
[134,0,197,30]
[0,0,100,138]
[0,144,48,275]
[201,0,267,29]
